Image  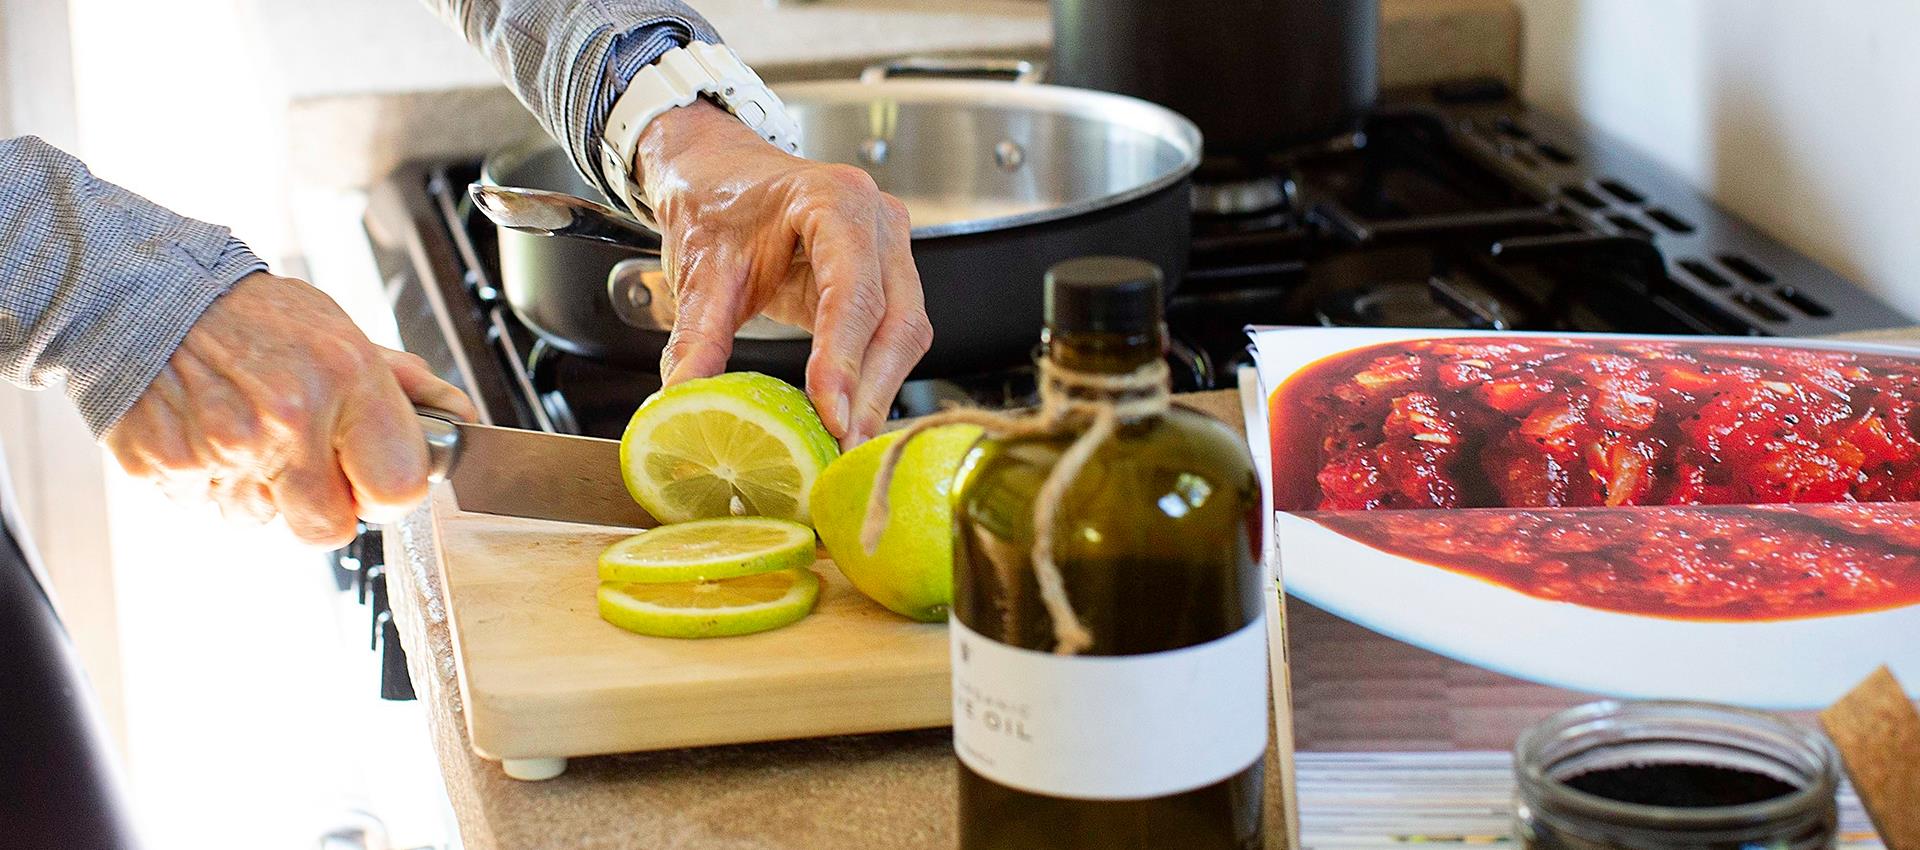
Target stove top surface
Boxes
[364,81,1910,440]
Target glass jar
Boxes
[1514,700,1839,850]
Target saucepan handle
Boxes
[607,258,811,340]
[858,57,1042,85]
[467,183,664,253]
[607,257,677,333]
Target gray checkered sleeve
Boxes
[0,136,267,438]
[421,0,723,207]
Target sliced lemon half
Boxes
[619,373,839,525]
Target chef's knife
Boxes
[418,410,654,528]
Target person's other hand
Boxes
[103,272,477,548]
[636,100,931,448]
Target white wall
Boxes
[1,0,78,149]
[58,2,443,845]
[1514,0,1920,318]
[0,8,9,137]
[0,0,127,756]
[0,4,451,847]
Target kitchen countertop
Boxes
[384,389,1266,850]
[252,0,1051,103]
[273,0,1520,190]
[389,332,1920,849]
[270,0,1047,191]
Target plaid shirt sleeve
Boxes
[421,0,723,206]
[0,136,267,439]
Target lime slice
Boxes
[620,373,840,525]
[598,517,817,583]
[597,568,820,638]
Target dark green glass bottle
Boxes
[951,257,1267,850]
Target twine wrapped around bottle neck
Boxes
[860,357,1172,655]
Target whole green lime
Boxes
[809,425,983,622]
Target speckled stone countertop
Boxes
[272,0,1049,190]
[388,340,1920,850]
[272,0,1519,189]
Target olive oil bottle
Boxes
[951,257,1267,850]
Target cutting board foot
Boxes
[501,757,567,781]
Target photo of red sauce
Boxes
[1271,337,1920,511]
[1306,503,1920,620]
[1267,335,1920,621]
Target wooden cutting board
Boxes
[430,390,1279,783]
[431,489,950,766]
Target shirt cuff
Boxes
[71,237,265,439]
[578,17,721,208]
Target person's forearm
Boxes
[420,0,722,208]
[0,136,266,438]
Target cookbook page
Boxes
[1249,327,1912,846]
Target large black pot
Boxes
[479,78,1201,381]
[1050,0,1379,161]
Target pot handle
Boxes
[607,257,677,333]
[858,57,1042,85]
[606,258,812,341]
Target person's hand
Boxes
[103,272,477,548]
[636,100,931,448]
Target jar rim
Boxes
[1514,700,1839,833]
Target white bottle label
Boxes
[950,615,1269,801]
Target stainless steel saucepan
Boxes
[476,69,1202,380]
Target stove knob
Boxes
[329,523,377,593]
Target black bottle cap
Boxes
[1043,256,1163,335]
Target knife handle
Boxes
[417,409,463,483]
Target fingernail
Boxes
[833,393,851,433]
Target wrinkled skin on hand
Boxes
[637,100,931,448]
[104,273,476,548]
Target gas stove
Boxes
[349,79,1907,698]
[367,79,1909,444]
[1173,82,1908,369]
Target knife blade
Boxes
[419,412,653,527]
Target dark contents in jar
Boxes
[1564,762,1798,808]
